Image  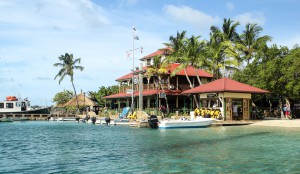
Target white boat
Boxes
[95,118,107,125]
[49,117,56,121]
[158,117,215,129]
[0,96,50,114]
[57,117,77,122]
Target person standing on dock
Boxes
[160,105,166,119]
[233,103,238,119]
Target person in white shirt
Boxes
[233,103,238,117]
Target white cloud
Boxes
[0,0,167,105]
[226,2,234,11]
[164,5,220,32]
[234,12,265,26]
[0,0,109,30]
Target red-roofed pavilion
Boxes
[183,78,269,120]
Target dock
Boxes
[212,120,254,126]
[0,114,77,121]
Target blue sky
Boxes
[0,0,299,106]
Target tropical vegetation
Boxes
[163,18,299,115]
[54,53,84,114]
[53,18,299,117]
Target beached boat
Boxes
[158,117,215,129]
[0,96,50,114]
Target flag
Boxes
[140,47,143,53]
[126,52,131,57]
[133,26,139,40]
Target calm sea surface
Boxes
[1,121,300,174]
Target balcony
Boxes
[119,83,191,93]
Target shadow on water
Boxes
[142,131,271,153]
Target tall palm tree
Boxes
[208,18,241,79]
[238,23,272,65]
[184,35,208,85]
[211,18,240,42]
[166,32,206,108]
[146,55,170,113]
[54,53,84,114]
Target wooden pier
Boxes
[0,114,77,121]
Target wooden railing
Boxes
[119,83,193,93]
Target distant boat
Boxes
[158,117,215,129]
[0,96,50,114]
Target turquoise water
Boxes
[1,122,300,174]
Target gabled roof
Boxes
[115,63,213,82]
[140,47,172,60]
[62,93,96,107]
[168,63,213,77]
[182,78,269,94]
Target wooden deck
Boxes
[212,120,254,126]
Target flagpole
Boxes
[131,26,135,111]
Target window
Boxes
[0,103,4,108]
[146,59,151,66]
[6,103,14,108]
[16,102,21,107]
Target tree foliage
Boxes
[88,85,119,106]
[52,90,74,105]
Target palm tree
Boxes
[211,18,240,42]
[146,55,170,114]
[184,35,208,85]
[238,23,272,65]
[208,18,241,79]
[54,53,84,114]
[166,31,206,108]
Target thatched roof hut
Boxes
[63,93,96,107]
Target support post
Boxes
[139,63,143,111]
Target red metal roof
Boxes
[168,63,213,78]
[103,92,130,99]
[182,78,269,94]
[116,63,213,82]
[140,47,172,60]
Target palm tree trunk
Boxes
[158,77,169,114]
[71,81,80,115]
[183,68,200,108]
[195,70,202,85]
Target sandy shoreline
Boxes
[250,119,300,128]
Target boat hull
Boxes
[158,118,214,129]
[0,107,50,115]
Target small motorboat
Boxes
[158,116,215,129]
[57,117,77,122]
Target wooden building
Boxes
[104,47,213,113]
[183,78,269,120]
